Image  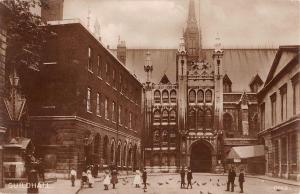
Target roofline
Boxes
[47,20,144,87]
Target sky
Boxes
[62,0,300,49]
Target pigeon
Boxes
[210,178,212,182]
[202,182,207,185]
[165,182,169,184]
[197,183,200,186]
[146,183,150,186]
[158,182,163,186]
[276,188,281,191]
[169,178,173,181]
[208,192,212,194]
[216,183,220,187]
[217,179,220,182]
[200,191,204,194]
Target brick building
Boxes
[258,45,300,180]
[27,20,144,177]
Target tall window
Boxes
[129,112,132,129]
[162,110,168,123]
[87,88,92,112]
[197,90,204,103]
[270,93,276,126]
[188,110,196,129]
[169,110,176,123]
[205,90,212,103]
[162,90,169,103]
[154,90,161,103]
[96,93,101,116]
[88,47,92,72]
[280,84,287,122]
[112,68,116,87]
[153,110,160,123]
[205,109,213,129]
[105,97,108,120]
[223,113,233,131]
[125,108,128,127]
[170,90,176,103]
[118,105,122,124]
[120,74,123,92]
[197,109,204,129]
[189,90,196,103]
[112,101,116,122]
[105,63,109,82]
[97,55,102,78]
[292,74,300,115]
[260,103,265,131]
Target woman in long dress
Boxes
[103,170,111,190]
[87,169,94,188]
[133,170,141,188]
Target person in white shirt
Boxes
[70,168,77,187]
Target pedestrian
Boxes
[186,167,193,189]
[133,170,141,188]
[239,168,245,193]
[87,169,94,188]
[111,169,118,189]
[142,168,147,189]
[81,171,88,188]
[103,170,111,190]
[226,167,236,192]
[180,167,186,189]
[27,168,39,194]
[38,158,45,182]
[92,164,98,178]
[70,168,77,187]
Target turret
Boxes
[117,37,127,65]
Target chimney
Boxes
[117,39,126,65]
[41,0,64,22]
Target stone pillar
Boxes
[0,128,5,188]
[212,153,217,173]
[286,136,289,179]
[278,139,282,177]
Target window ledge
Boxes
[97,76,102,80]
[88,69,93,74]
[97,114,101,118]
[87,110,93,114]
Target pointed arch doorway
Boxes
[190,140,213,172]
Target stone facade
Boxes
[27,21,144,177]
[143,0,262,173]
[258,45,300,180]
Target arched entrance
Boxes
[190,141,212,172]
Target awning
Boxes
[226,145,265,159]
[3,137,32,149]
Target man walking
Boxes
[70,168,77,187]
[226,167,236,192]
[186,167,193,189]
[180,167,185,189]
[239,168,245,193]
[142,168,147,189]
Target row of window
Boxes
[87,47,139,104]
[87,88,136,130]
[154,90,177,103]
[188,108,213,129]
[153,130,176,143]
[153,109,176,123]
[260,73,299,130]
[189,89,213,103]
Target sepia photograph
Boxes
[0,0,299,193]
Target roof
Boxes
[160,74,171,84]
[112,48,277,92]
[249,74,263,87]
[226,145,265,159]
[223,93,257,103]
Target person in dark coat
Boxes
[27,168,39,194]
[186,167,193,189]
[226,167,236,192]
[111,169,118,189]
[239,168,245,193]
[38,158,45,182]
[180,167,186,189]
[142,168,147,189]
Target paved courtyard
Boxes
[79,174,300,194]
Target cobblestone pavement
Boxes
[79,174,300,194]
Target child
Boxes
[133,170,141,188]
[142,168,147,189]
[103,170,111,190]
[239,168,245,193]
[87,169,94,188]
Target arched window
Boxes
[197,109,205,129]
[162,110,169,123]
[169,110,176,123]
[188,110,196,129]
[153,110,160,123]
[223,113,233,131]
[162,90,169,103]
[122,143,127,167]
[127,146,132,166]
[116,142,121,166]
[110,140,115,163]
[170,90,177,103]
[189,90,196,103]
[205,109,213,129]
[162,130,168,142]
[102,136,109,164]
[154,90,161,103]
[252,114,258,134]
[153,130,160,142]
[169,154,176,166]
[197,90,204,103]
[205,90,212,103]
[162,154,168,166]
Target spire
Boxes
[214,33,222,52]
[188,0,197,23]
[144,51,153,84]
[94,18,101,41]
